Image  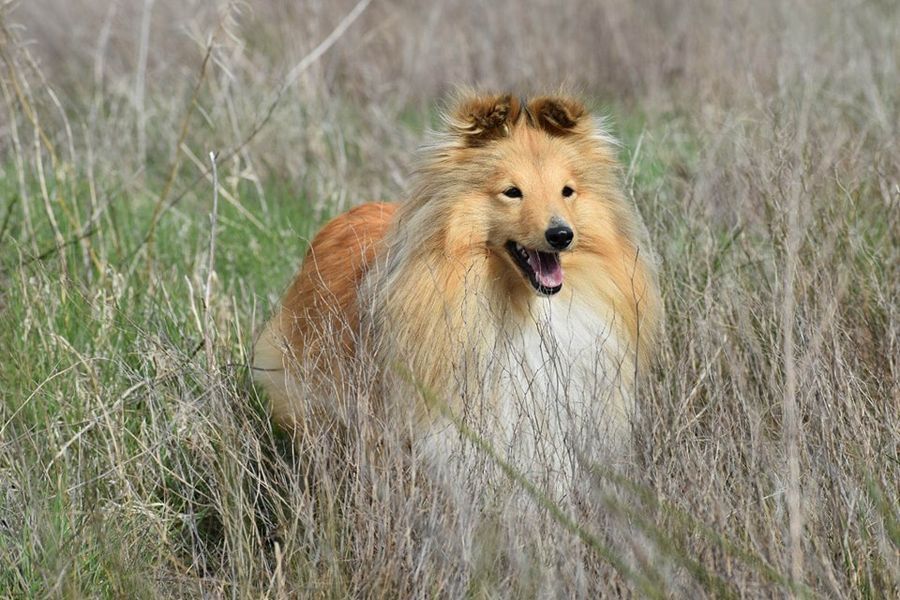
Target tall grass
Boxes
[1,0,897,596]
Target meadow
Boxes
[0,0,897,597]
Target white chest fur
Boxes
[504,295,627,401]
[426,292,636,494]
[499,295,632,470]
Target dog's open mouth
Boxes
[505,241,563,296]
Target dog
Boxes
[254,92,662,490]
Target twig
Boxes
[2,178,127,274]
[125,0,373,268]
[140,35,216,270]
[19,224,97,267]
[238,0,372,152]
[782,86,810,592]
[135,0,155,165]
[204,151,219,370]
[0,23,60,169]
[0,361,77,438]
[179,142,264,230]
[0,194,16,241]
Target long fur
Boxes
[254,92,662,487]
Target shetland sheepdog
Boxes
[254,92,661,489]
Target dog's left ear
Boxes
[528,96,587,136]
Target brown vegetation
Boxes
[0,0,897,596]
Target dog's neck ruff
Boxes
[417,288,636,493]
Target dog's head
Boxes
[415,91,622,297]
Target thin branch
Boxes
[140,34,217,267]
[238,0,372,153]
[782,84,811,592]
[204,151,219,370]
[0,194,17,241]
[125,0,373,268]
[223,0,373,163]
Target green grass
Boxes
[2,108,897,597]
[2,106,893,596]
[1,1,898,596]
[0,170,321,595]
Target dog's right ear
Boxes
[446,93,522,146]
[528,96,587,137]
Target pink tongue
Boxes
[527,249,563,288]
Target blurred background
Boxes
[11,0,897,209]
[1,0,897,596]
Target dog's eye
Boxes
[502,186,523,199]
[562,185,575,198]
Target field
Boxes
[0,0,897,597]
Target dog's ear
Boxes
[528,96,586,136]
[447,93,522,146]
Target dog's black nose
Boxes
[545,225,574,249]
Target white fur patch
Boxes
[423,291,635,498]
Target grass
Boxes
[1,0,898,597]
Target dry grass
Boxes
[0,0,897,597]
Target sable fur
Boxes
[254,92,662,478]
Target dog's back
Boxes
[253,202,397,428]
